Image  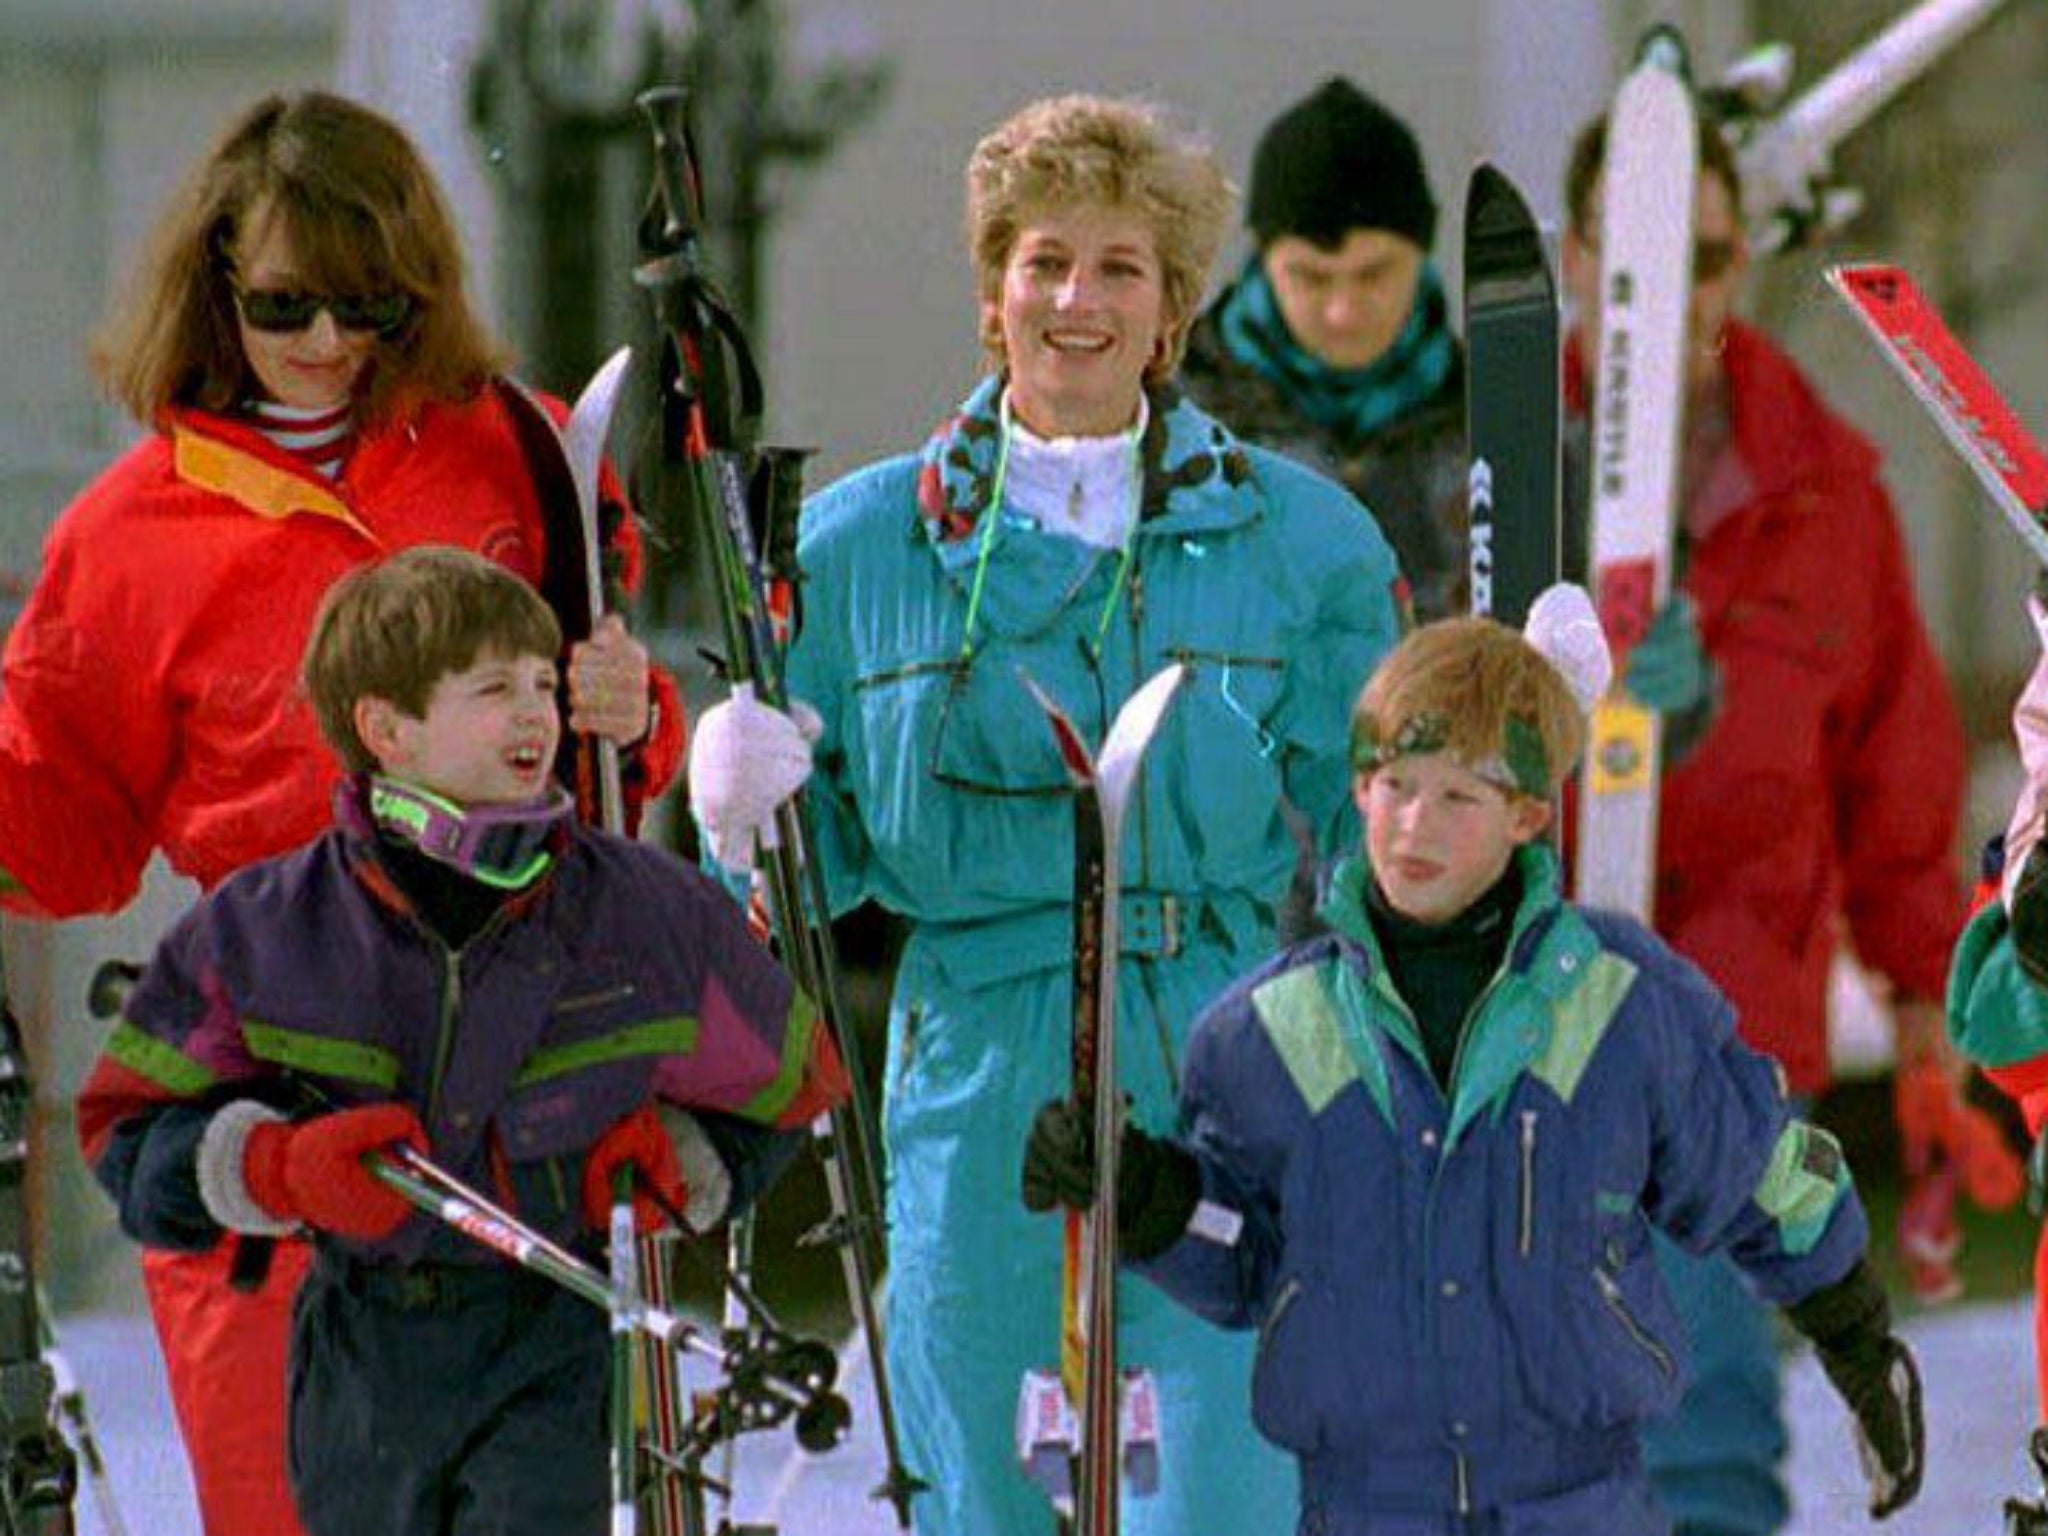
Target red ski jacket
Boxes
[1568,321,1967,1093]
[0,388,683,915]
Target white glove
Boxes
[687,684,821,871]
[1523,582,1614,716]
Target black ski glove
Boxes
[1020,1098,1202,1261]
[1785,1259,1925,1520]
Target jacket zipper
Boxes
[1127,564,1153,888]
[1518,1109,1538,1257]
[420,903,519,1130]
[1593,1267,1677,1380]
[425,943,463,1130]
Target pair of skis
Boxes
[1017,666,1184,1536]
[1461,28,1692,925]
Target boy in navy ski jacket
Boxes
[1023,588,1923,1535]
[78,546,846,1536]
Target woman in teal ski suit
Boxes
[688,94,1404,1534]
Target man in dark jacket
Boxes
[1180,75,1468,622]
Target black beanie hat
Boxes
[1247,77,1436,252]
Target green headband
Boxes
[1352,709,1550,798]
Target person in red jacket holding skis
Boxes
[1560,107,1987,1536]
[0,91,682,1535]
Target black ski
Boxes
[1462,162,1562,627]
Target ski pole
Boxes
[634,82,922,1528]
[370,1146,707,1355]
[371,1145,850,1447]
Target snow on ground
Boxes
[56,1296,2046,1535]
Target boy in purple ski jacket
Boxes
[1022,589,1923,1535]
[78,546,846,1536]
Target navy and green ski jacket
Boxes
[1136,843,1868,1518]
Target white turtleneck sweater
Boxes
[1000,393,1148,551]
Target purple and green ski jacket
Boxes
[79,783,842,1267]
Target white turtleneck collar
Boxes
[999,391,1148,551]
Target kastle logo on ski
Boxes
[1468,458,1496,613]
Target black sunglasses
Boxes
[232,285,415,339]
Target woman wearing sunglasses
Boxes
[688,94,1405,1536]
[0,91,683,1536]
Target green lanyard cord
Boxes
[957,394,1144,663]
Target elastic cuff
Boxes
[1785,1256,1890,1348]
[661,1105,732,1231]
[196,1101,300,1237]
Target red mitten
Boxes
[1895,1061,1963,1303]
[581,1105,688,1233]
[1894,1061,2026,1303]
[242,1104,425,1240]
[1955,1100,2026,1210]
[1897,1161,1962,1305]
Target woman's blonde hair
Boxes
[1351,617,1587,799]
[964,94,1233,380]
[93,90,507,428]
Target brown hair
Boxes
[1351,616,1586,798]
[93,90,507,428]
[303,545,561,772]
[1563,106,1742,236]
[965,94,1233,380]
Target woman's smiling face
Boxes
[987,201,1168,438]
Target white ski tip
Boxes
[566,345,634,522]
[1098,664,1188,801]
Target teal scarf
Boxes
[1215,254,1455,440]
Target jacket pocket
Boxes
[1592,1266,1677,1384]
[1249,1274,1328,1453]
[1576,1227,1685,1425]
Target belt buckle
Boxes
[1158,894,1181,958]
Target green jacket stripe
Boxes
[1253,963,1388,1122]
[243,1020,402,1089]
[1753,1120,1849,1256]
[737,994,822,1124]
[1529,951,1636,1105]
[104,1021,218,1096]
[514,1016,702,1088]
